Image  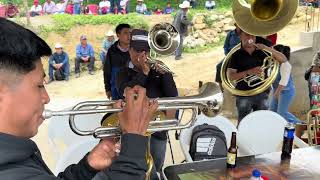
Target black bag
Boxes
[305,66,313,81]
[189,124,227,161]
[54,68,64,81]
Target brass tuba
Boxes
[220,0,299,96]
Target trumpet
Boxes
[43,82,222,138]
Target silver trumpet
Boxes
[145,23,180,75]
[43,82,223,138]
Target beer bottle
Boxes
[227,132,237,168]
[281,120,295,160]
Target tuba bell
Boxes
[220,0,299,96]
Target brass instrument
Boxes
[233,0,299,36]
[43,82,222,179]
[146,23,180,74]
[220,0,298,96]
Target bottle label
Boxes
[284,129,295,139]
[227,152,236,165]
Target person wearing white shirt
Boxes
[43,0,56,14]
[54,0,68,14]
[136,0,146,14]
[99,0,111,14]
[205,0,215,10]
[30,0,42,17]
[269,44,302,124]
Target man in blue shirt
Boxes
[48,43,70,83]
[75,35,95,77]
[163,2,173,14]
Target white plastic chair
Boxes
[179,114,237,162]
[47,99,103,163]
[237,110,288,156]
[54,139,99,175]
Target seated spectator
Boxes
[100,30,115,64]
[136,0,147,14]
[73,0,82,14]
[154,7,162,15]
[205,0,215,10]
[119,0,128,14]
[48,43,70,83]
[164,2,173,14]
[54,0,68,14]
[99,0,111,14]
[30,0,42,17]
[6,1,19,18]
[143,8,152,15]
[75,35,95,77]
[43,0,56,14]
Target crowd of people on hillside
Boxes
[0,0,218,18]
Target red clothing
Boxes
[266,33,277,46]
[6,5,19,18]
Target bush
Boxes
[45,14,148,34]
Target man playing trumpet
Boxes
[0,18,158,180]
[227,30,287,126]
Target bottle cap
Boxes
[252,169,261,177]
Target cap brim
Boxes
[131,41,150,52]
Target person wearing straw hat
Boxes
[100,30,115,64]
[172,0,193,60]
[48,43,70,83]
[136,0,147,14]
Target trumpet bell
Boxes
[233,0,299,36]
[148,23,180,56]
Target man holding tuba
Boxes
[116,29,178,178]
[227,30,287,126]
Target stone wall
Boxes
[184,7,310,49]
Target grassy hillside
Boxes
[1,0,232,12]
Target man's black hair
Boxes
[0,18,51,74]
[115,24,131,34]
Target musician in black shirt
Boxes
[116,29,178,177]
[227,30,287,126]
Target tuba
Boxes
[221,0,299,96]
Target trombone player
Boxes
[227,30,287,126]
[0,18,159,180]
[116,29,178,178]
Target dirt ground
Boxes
[29,15,308,171]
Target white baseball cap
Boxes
[54,43,63,49]
[105,30,114,37]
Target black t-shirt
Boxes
[228,48,268,90]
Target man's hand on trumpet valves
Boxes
[116,85,158,136]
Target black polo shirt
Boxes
[116,67,178,140]
[228,48,268,90]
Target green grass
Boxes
[38,13,149,37]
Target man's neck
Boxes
[244,47,255,55]
[118,41,129,50]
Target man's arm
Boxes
[180,12,192,26]
[76,45,81,58]
[92,134,148,180]
[223,32,231,55]
[103,51,112,95]
[48,55,54,65]
[62,53,69,65]
[227,67,262,81]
